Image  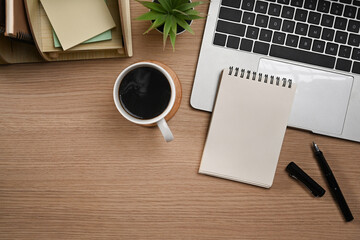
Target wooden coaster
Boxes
[136,60,182,127]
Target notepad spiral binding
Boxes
[228,66,293,88]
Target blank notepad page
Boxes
[199,69,296,188]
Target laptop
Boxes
[191,0,360,142]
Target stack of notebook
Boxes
[0,0,42,64]
[0,0,132,64]
[0,0,6,34]
[1,0,32,42]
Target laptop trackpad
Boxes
[258,59,353,135]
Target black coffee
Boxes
[119,67,171,120]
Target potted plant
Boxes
[136,0,204,50]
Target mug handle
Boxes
[157,118,174,142]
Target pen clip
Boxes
[286,162,326,197]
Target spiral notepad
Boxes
[199,67,297,188]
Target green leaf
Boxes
[170,0,180,8]
[143,15,166,34]
[184,9,201,16]
[182,14,204,20]
[169,31,176,51]
[175,0,190,7]
[176,18,194,34]
[135,1,167,13]
[177,1,204,12]
[173,9,188,16]
[170,15,177,34]
[173,9,204,20]
[135,11,163,21]
[163,16,172,49]
[158,0,172,11]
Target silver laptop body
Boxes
[191,0,360,142]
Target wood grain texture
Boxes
[0,2,359,239]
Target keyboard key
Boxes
[246,26,260,39]
[354,0,360,6]
[334,17,347,30]
[321,28,335,41]
[282,20,295,33]
[339,0,352,3]
[221,0,241,8]
[308,25,321,38]
[281,6,295,19]
[295,9,308,22]
[312,40,325,53]
[336,58,352,72]
[352,62,360,74]
[308,11,321,24]
[227,36,241,48]
[242,12,256,24]
[347,20,360,33]
[335,31,348,44]
[304,0,316,10]
[290,0,303,7]
[317,0,330,13]
[321,14,334,27]
[339,45,352,58]
[255,1,268,13]
[348,34,360,47]
[278,0,290,4]
[325,42,339,56]
[295,22,309,35]
[219,7,242,22]
[240,38,254,51]
[242,0,256,11]
[255,14,269,27]
[286,34,299,47]
[273,31,286,44]
[259,29,273,42]
[330,3,343,16]
[213,33,227,46]
[268,3,282,16]
[299,37,312,50]
[253,41,270,54]
[352,48,360,61]
[270,45,336,68]
[344,6,357,19]
[269,17,282,30]
[216,20,246,36]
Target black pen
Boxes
[312,142,354,222]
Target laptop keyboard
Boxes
[214,0,360,74]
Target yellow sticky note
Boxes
[40,0,116,50]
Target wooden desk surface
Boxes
[1,2,359,239]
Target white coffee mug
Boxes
[113,62,176,142]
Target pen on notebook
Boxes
[312,142,354,222]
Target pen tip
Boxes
[312,142,320,152]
